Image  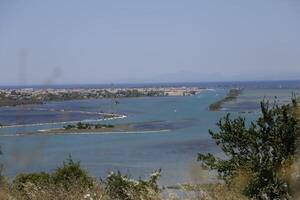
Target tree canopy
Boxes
[198,100,300,199]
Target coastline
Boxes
[0,87,205,107]
[0,113,127,129]
[209,88,242,111]
[0,126,171,137]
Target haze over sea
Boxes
[0,80,300,185]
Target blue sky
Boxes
[0,0,300,85]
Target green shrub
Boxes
[0,146,2,178]
[77,122,85,129]
[104,170,161,200]
[12,172,51,197]
[199,100,300,199]
[64,124,76,130]
[51,157,94,190]
[11,157,94,198]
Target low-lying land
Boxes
[209,88,242,111]
[64,122,115,130]
[0,112,126,129]
[38,123,133,135]
[0,87,204,107]
[0,98,43,107]
[17,122,170,136]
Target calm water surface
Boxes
[0,84,299,185]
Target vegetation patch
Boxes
[3,157,162,200]
[199,99,300,199]
[209,88,242,111]
[103,170,161,200]
[64,122,115,130]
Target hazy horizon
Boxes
[1,0,300,85]
[1,79,300,89]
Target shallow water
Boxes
[0,84,299,185]
[223,88,300,112]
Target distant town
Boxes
[0,87,204,107]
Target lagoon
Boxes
[0,82,299,186]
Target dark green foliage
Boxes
[72,122,114,130]
[0,146,4,186]
[94,124,102,129]
[12,157,94,193]
[104,170,161,200]
[199,100,300,199]
[104,171,133,200]
[12,172,51,192]
[64,124,76,130]
[94,123,114,128]
[51,157,94,190]
[103,124,114,128]
[76,122,85,129]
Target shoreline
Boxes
[0,87,205,107]
[0,128,171,137]
[209,88,242,111]
[0,114,127,129]
[0,120,177,137]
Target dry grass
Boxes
[199,184,248,200]
[296,105,300,119]
[0,188,10,200]
[157,163,250,200]
[170,183,248,200]
[10,181,109,200]
[5,180,164,200]
[278,158,300,200]
[0,181,251,200]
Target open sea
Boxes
[0,80,299,186]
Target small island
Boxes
[19,121,170,136]
[34,122,132,135]
[209,88,242,111]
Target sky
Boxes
[0,0,300,85]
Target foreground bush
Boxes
[103,170,161,200]
[7,158,163,200]
[12,181,108,200]
[11,158,98,200]
[198,100,300,199]
[12,172,51,196]
[51,158,94,190]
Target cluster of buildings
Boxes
[0,87,204,103]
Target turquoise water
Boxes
[0,85,298,185]
[223,88,300,112]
